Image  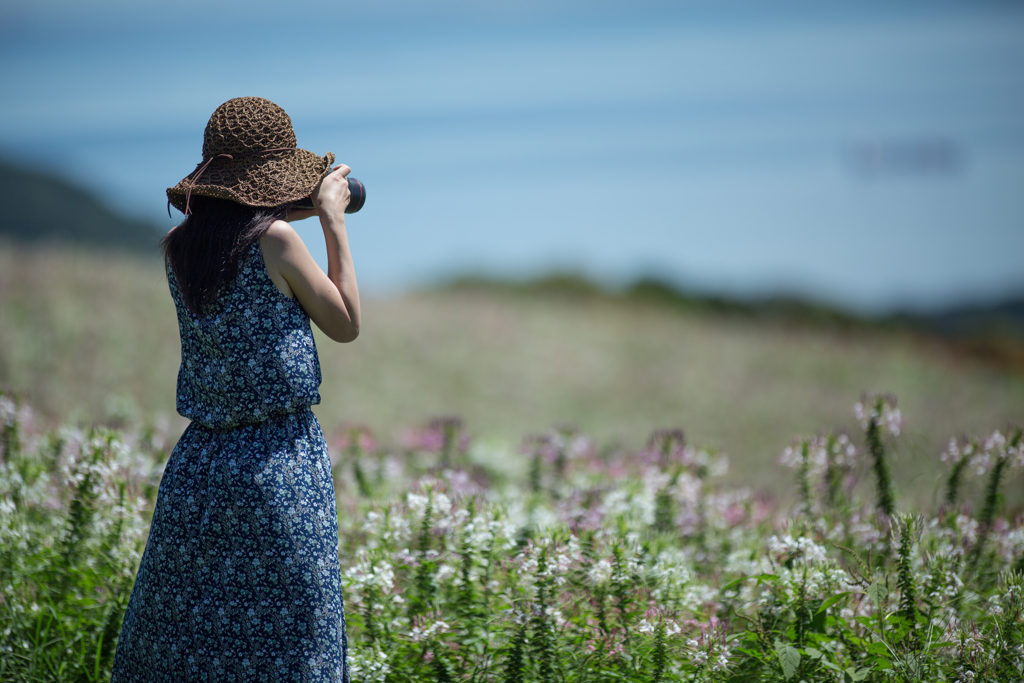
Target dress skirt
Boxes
[111,408,349,683]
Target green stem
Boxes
[944,457,969,508]
[866,417,895,518]
[798,440,812,515]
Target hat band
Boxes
[177,146,304,216]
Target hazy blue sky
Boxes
[2,0,1022,312]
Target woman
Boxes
[111,97,358,682]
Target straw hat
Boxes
[167,97,335,214]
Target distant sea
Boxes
[2,0,1023,312]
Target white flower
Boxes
[406,492,430,516]
[410,618,450,642]
[348,648,390,683]
[854,401,868,426]
[779,444,802,469]
[884,406,902,437]
[767,533,828,564]
[587,559,613,586]
[854,396,901,436]
[435,563,456,583]
[984,430,1006,453]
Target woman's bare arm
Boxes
[261,165,361,343]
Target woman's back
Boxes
[169,241,322,429]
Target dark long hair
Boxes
[161,195,293,315]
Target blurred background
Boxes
[2,0,1023,501]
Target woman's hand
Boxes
[312,164,351,223]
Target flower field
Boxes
[1,393,1022,682]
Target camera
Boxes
[294,176,366,213]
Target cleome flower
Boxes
[347,648,389,683]
[942,436,978,466]
[408,611,451,643]
[343,548,396,597]
[766,533,829,565]
[779,433,857,488]
[854,394,902,436]
[641,604,684,636]
[970,428,1024,475]
[512,535,582,589]
[686,622,733,674]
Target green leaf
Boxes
[844,666,871,682]
[720,577,746,592]
[866,583,888,606]
[776,644,801,681]
[817,591,853,614]
[810,608,827,633]
[803,646,824,659]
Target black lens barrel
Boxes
[346,177,366,213]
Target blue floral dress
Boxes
[112,242,349,683]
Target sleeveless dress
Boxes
[111,242,349,683]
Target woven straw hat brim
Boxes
[167,149,336,213]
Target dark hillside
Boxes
[0,159,162,253]
[895,299,1024,340]
[892,299,1024,371]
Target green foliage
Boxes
[0,397,157,683]
[338,406,1024,682]
[895,514,921,648]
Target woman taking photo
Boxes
[112,97,358,682]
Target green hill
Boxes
[0,159,162,252]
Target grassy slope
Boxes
[2,244,1022,504]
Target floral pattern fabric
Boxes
[112,242,348,682]
[170,243,322,430]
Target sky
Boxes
[1,0,1023,313]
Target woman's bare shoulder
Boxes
[261,219,303,254]
[260,220,305,299]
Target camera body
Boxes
[294,176,365,213]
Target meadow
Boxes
[2,244,1023,504]
[1,244,1023,682]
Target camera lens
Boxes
[346,177,366,213]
